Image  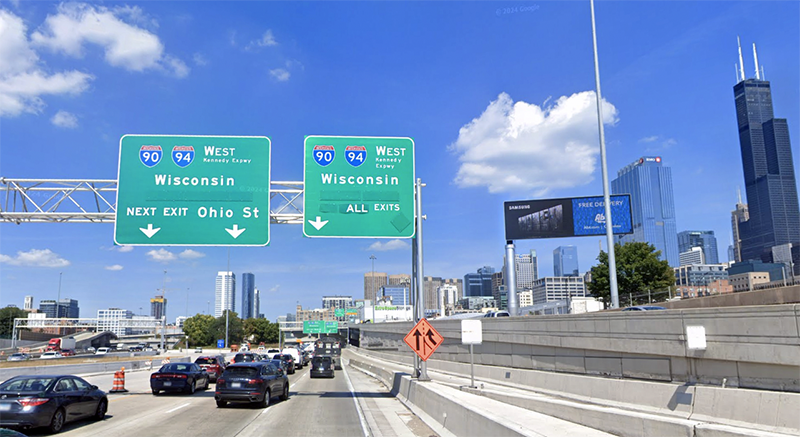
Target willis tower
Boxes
[733,38,800,262]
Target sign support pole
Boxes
[506,241,518,316]
[415,179,430,381]
[412,236,420,378]
[469,344,475,388]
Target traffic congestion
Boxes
[0,342,340,435]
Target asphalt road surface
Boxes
[18,355,437,437]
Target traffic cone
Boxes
[110,368,128,393]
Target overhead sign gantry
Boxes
[114,135,271,246]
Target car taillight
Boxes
[247,379,264,385]
[18,398,50,407]
[217,378,225,385]
[176,374,187,379]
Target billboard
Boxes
[504,194,632,240]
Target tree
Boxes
[210,311,244,346]
[183,314,215,346]
[0,306,27,339]
[588,242,675,307]
[243,318,279,344]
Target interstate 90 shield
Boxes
[313,145,335,167]
[139,145,162,167]
[171,145,195,168]
[345,145,366,167]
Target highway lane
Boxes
[17,359,382,436]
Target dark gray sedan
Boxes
[0,375,107,433]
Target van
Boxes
[96,347,110,355]
[281,348,302,369]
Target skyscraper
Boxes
[731,188,750,263]
[515,250,538,288]
[23,296,33,310]
[150,295,166,319]
[612,156,680,267]
[241,273,255,319]
[553,246,580,277]
[215,271,235,317]
[363,272,387,303]
[678,231,719,264]
[253,288,261,318]
[39,299,79,318]
[463,266,494,297]
[733,41,800,261]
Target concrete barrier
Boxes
[0,356,190,381]
[356,304,800,392]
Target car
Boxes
[310,356,335,379]
[269,359,289,375]
[194,347,203,353]
[7,353,31,362]
[128,346,143,352]
[95,347,110,355]
[86,347,96,353]
[272,354,295,374]
[150,362,209,395]
[265,348,280,356]
[0,374,108,433]
[622,305,667,311]
[281,348,303,369]
[215,362,289,408]
[484,311,510,317]
[39,352,63,360]
[232,352,259,363]
[194,355,227,382]
[60,349,76,357]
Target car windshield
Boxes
[224,367,258,378]
[0,377,55,392]
[161,363,192,372]
[195,357,217,365]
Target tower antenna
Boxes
[753,43,761,80]
[737,36,746,81]
[737,186,743,204]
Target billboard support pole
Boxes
[412,224,420,378]
[506,241,518,316]
[591,0,620,308]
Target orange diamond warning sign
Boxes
[404,318,443,361]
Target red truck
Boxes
[46,337,76,352]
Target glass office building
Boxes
[241,273,255,319]
[463,266,495,297]
[678,231,719,265]
[733,74,800,261]
[215,271,235,318]
[553,246,579,277]
[612,156,680,267]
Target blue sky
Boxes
[1,1,798,322]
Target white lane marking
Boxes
[343,364,370,437]
[165,402,191,414]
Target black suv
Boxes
[232,352,259,363]
[215,362,289,408]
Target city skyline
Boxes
[1,2,798,320]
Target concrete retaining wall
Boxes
[662,286,800,309]
[356,304,800,392]
[0,356,189,381]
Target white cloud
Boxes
[117,245,134,253]
[269,68,290,82]
[269,285,281,292]
[30,3,187,77]
[639,136,658,143]
[179,249,205,259]
[247,29,278,49]
[146,248,176,262]
[450,92,618,195]
[51,110,78,128]
[367,239,411,252]
[105,264,123,271]
[193,53,208,66]
[0,10,94,117]
[639,135,677,152]
[0,249,70,267]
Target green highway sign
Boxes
[334,309,345,317]
[303,136,415,238]
[303,321,339,334]
[114,135,271,246]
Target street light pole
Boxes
[56,272,62,319]
[161,270,167,351]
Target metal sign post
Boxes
[461,320,482,389]
[414,179,430,381]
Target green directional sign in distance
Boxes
[303,136,415,238]
[115,135,271,246]
[334,309,345,317]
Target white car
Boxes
[266,348,280,355]
[95,347,110,355]
[40,351,63,360]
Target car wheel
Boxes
[152,389,159,396]
[203,378,209,390]
[280,383,289,401]
[216,400,227,408]
[188,380,196,394]
[94,399,108,420]
[49,408,66,433]
[258,389,270,408]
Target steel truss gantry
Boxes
[0,178,304,224]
